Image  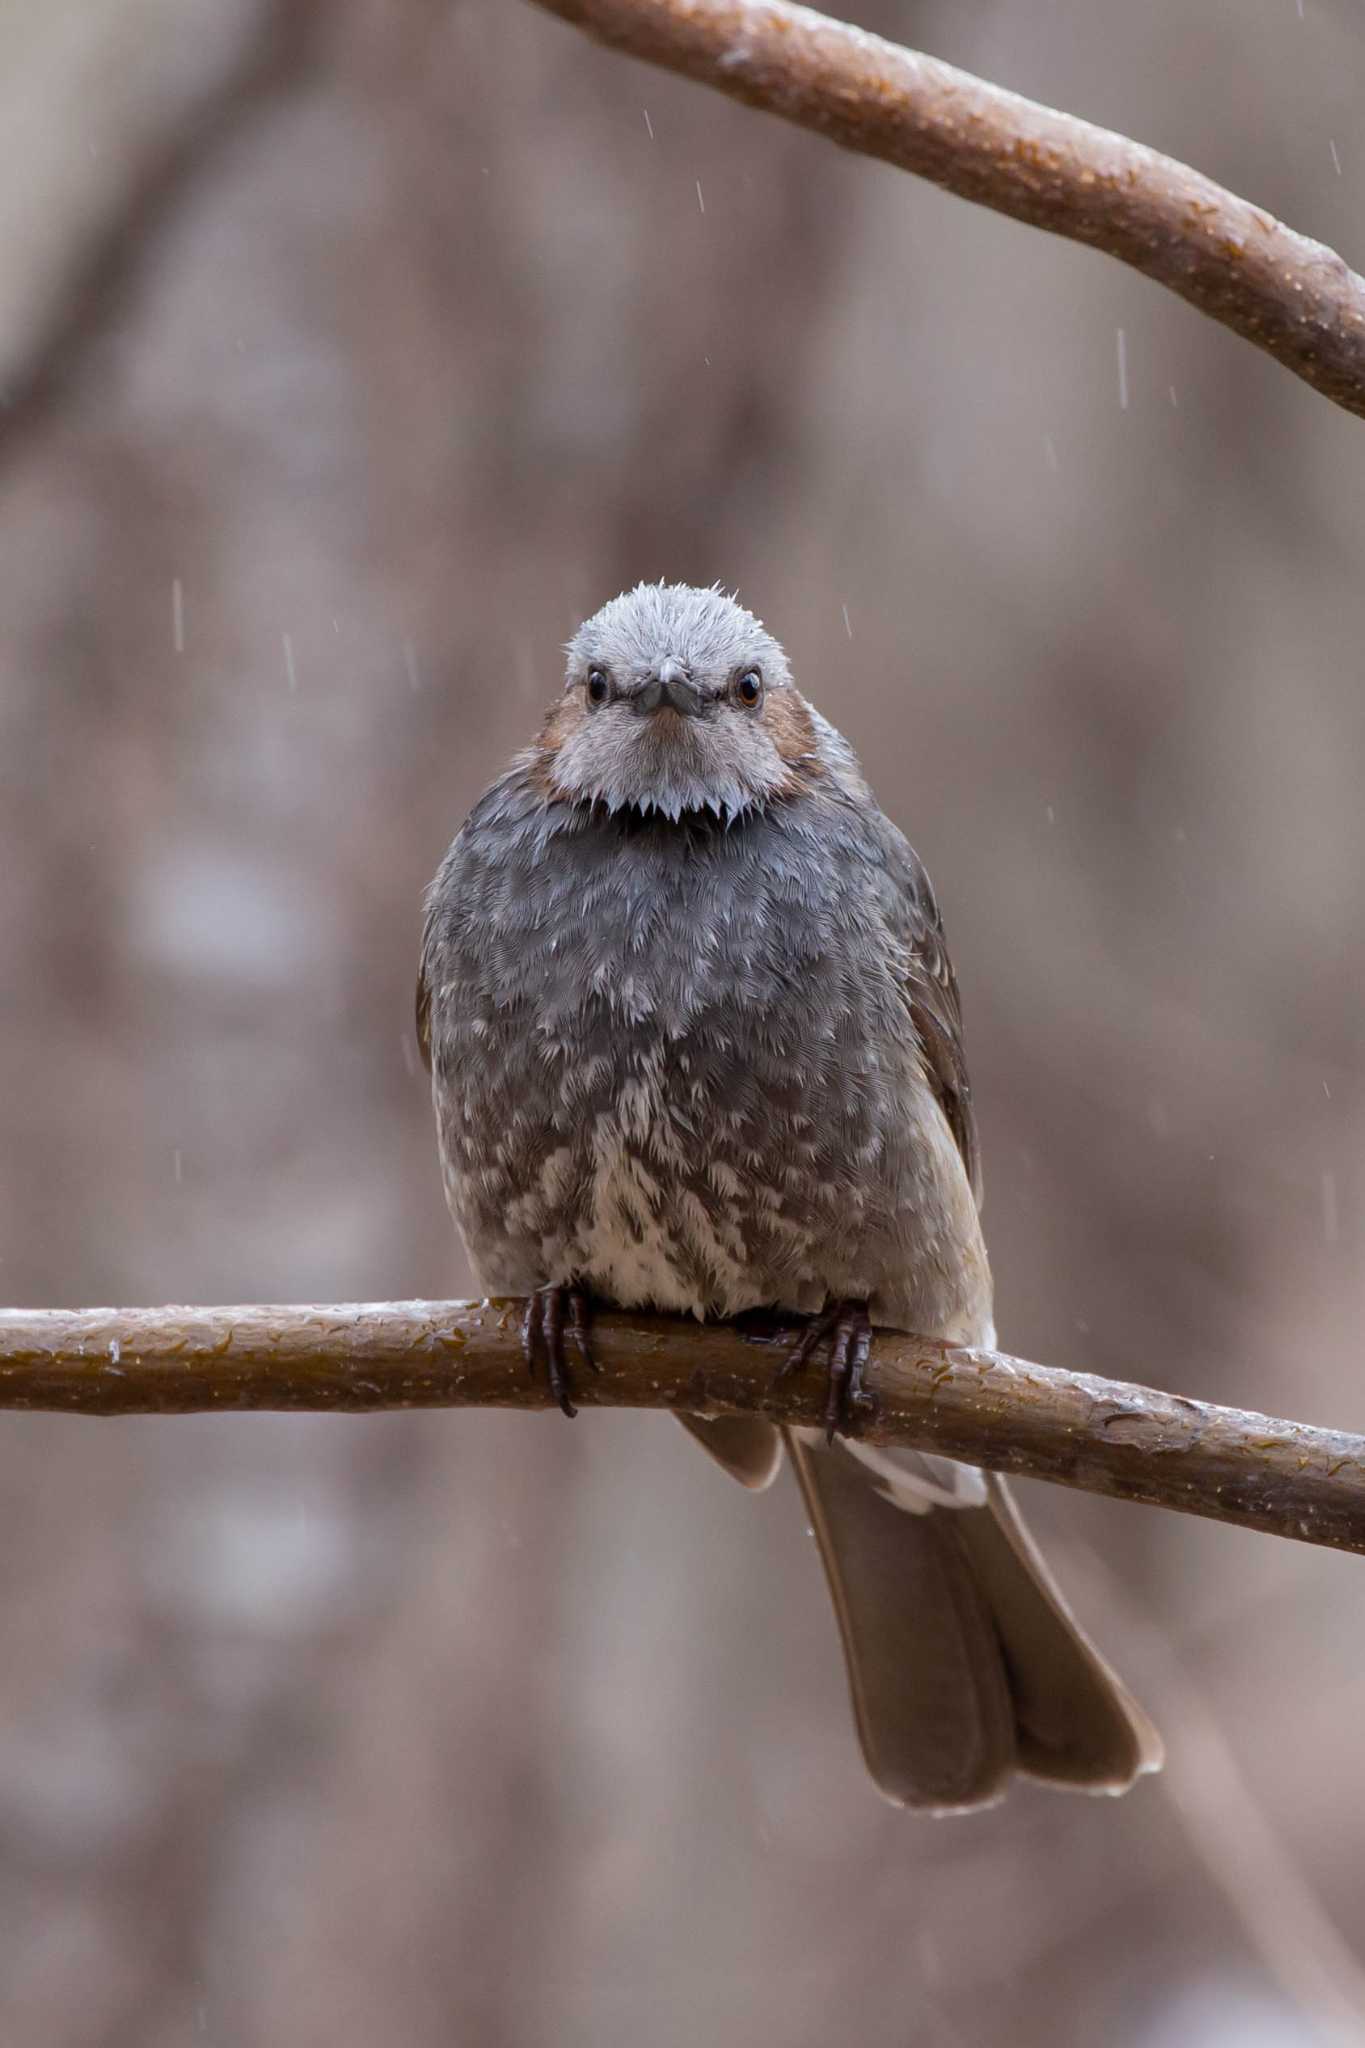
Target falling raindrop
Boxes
[696,179,705,214]
[1330,139,1342,176]
[1116,328,1129,410]
[172,578,185,654]
[841,604,853,639]
[643,108,654,140]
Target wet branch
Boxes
[2,1299,1363,1556]
[527,0,1365,420]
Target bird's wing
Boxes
[415,962,432,1073]
[415,873,448,1075]
[880,827,982,1208]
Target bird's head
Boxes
[531,582,821,821]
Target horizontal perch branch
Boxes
[528,0,1365,419]
[2,1300,1363,1556]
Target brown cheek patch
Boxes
[766,691,824,794]
[527,694,587,800]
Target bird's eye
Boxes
[586,667,611,707]
[734,668,763,708]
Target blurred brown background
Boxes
[3,2,1364,2043]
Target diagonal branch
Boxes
[2,1299,1363,1556]
[526,0,1365,420]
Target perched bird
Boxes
[418,582,1161,1811]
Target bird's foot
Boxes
[522,1283,596,1419]
[778,1299,875,1444]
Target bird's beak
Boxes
[634,656,706,719]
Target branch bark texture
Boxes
[528,0,1365,420]
[2,1301,1363,1557]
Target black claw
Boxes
[521,1295,540,1381]
[543,1285,572,1416]
[847,1322,876,1422]
[566,1288,597,1375]
[522,1283,595,1418]
[778,1300,874,1442]
[824,1321,852,1444]
[776,1315,825,1382]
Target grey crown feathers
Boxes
[555,582,804,822]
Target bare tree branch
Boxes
[2,1300,1363,1555]
[527,0,1365,420]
